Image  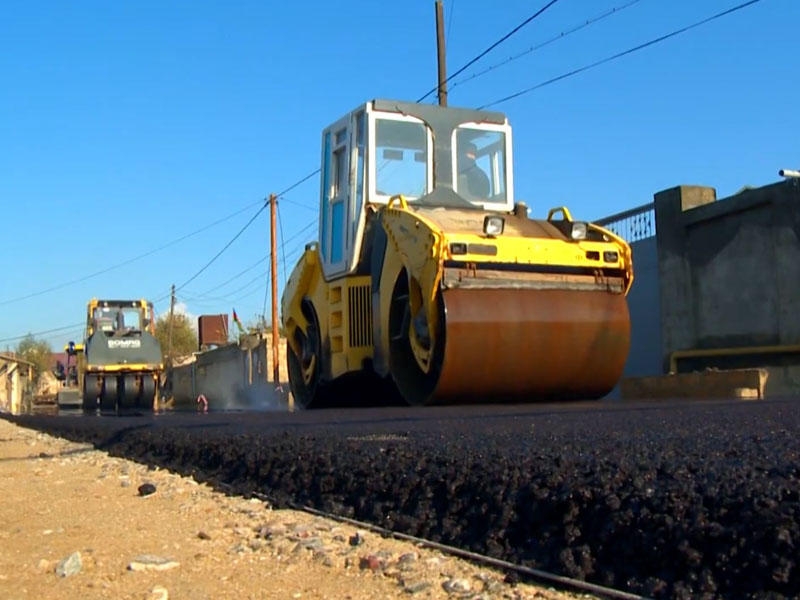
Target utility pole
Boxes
[167,284,176,368]
[269,194,280,390]
[435,0,448,106]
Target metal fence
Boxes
[594,202,655,243]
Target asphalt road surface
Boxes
[7,396,800,599]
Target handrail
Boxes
[595,202,655,243]
[387,194,408,210]
[546,206,573,222]
[594,202,653,226]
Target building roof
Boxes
[0,353,36,368]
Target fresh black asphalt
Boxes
[6,397,800,599]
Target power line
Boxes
[175,201,269,292]
[0,166,321,310]
[450,0,643,91]
[188,255,268,299]
[261,261,272,323]
[0,199,265,307]
[224,284,265,306]
[276,220,318,266]
[276,222,319,284]
[479,0,764,109]
[0,322,85,345]
[278,169,320,199]
[0,170,320,342]
[277,203,288,289]
[446,0,457,45]
[187,269,268,303]
[417,0,563,103]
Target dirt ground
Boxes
[0,418,589,600]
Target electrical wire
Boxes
[276,221,318,266]
[417,0,563,103]
[0,166,320,311]
[261,261,270,324]
[446,0,456,45]
[175,201,268,292]
[0,199,266,307]
[1,177,319,344]
[479,0,764,109]
[0,322,85,345]
[450,0,643,91]
[277,202,288,289]
[204,269,269,301]
[278,169,320,198]
[15,0,743,343]
[187,256,268,299]
[172,171,320,319]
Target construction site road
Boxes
[5,396,800,599]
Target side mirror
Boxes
[143,318,151,327]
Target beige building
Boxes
[0,353,35,415]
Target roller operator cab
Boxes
[281,99,633,408]
[81,298,163,413]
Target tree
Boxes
[153,313,197,364]
[16,334,52,382]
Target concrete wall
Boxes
[170,335,289,411]
[654,180,800,394]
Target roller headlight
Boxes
[570,222,588,240]
[483,215,505,237]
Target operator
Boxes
[457,142,490,200]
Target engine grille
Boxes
[348,284,372,348]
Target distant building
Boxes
[0,353,35,415]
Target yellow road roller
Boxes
[81,298,163,412]
[281,99,633,407]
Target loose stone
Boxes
[55,551,82,577]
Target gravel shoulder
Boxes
[0,418,587,600]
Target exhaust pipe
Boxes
[779,169,800,178]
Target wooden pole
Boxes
[269,194,280,388]
[166,284,176,368]
[435,0,448,106]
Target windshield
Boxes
[454,127,508,204]
[374,118,429,199]
[93,305,143,333]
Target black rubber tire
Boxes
[139,376,156,411]
[119,374,138,410]
[287,302,323,409]
[82,374,99,412]
[100,376,118,412]
[388,272,444,406]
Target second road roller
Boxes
[282,99,633,407]
[80,298,163,413]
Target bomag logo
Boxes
[107,339,142,349]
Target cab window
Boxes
[454,128,507,204]
[374,119,428,199]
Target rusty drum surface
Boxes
[428,288,631,403]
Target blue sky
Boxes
[1,0,797,350]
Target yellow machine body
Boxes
[282,100,633,407]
